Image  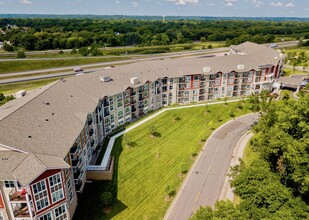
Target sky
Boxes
[0,0,308,17]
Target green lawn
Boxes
[74,102,251,220]
[0,78,59,95]
[283,68,308,77]
[0,57,130,74]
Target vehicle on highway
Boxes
[74,67,84,72]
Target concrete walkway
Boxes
[87,99,243,170]
[163,113,259,220]
[220,132,254,201]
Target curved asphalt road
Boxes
[164,113,259,220]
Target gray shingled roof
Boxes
[0,42,281,161]
[0,151,27,181]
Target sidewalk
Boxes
[220,132,254,201]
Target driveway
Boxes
[164,113,259,220]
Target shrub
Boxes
[17,50,26,58]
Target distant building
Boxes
[0,42,284,220]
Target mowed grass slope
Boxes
[0,57,129,74]
[79,102,250,220]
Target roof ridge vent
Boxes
[98,76,111,82]
[203,67,212,73]
[130,77,139,85]
[237,64,245,70]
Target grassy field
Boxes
[74,101,251,220]
[0,78,59,95]
[283,68,308,77]
[0,41,225,59]
[0,56,131,74]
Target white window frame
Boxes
[38,212,53,220]
[54,204,67,220]
[32,180,49,211]
[4,181,15,188]
[48,173,64,204]
[67,179,73,203]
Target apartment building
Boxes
[0,42,284,220]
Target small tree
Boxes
[3,42,14,51]
[71,48,78,54]
[58,50,64,54]
[17,50,26,59]
[91,48,103,56]
[223,96,228,105]
[100,192,113,208]
[79,47,90,56]
[207,44,213,49]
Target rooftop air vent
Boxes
[203,67,212,73]
[237,64,245,70]
[98,76,111,82]
[130,77,139,85]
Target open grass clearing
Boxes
[283,68,308,77]
[0,78,60,95]
[74,101,251,220]
[0,56,131,74]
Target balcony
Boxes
[13,205,30,218]
[9,188,29,202]
[72,158,79,167]
[103,99,109,107]
[70,146,77,154]
[88,118,93,126]
[104,110,110,117]
[89,129,94,137]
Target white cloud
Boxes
[115,0,120,4]
[225,0,237,7]
[167,0,198,5]
[270,1,283,7]
[20,0,32,4]
[133,1,139,7]
[285,3,295,7]
[270,2,295,7]
[206,2,215,6]
[251,0,264,8]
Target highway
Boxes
[164,113,259,220]
[0,40,300,85]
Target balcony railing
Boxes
[13,204,31,218]
[9,188,30,202]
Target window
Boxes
[193,81,199,88]
[67,179,73,203]
[185,76,191,82]
[33,180,49,211]
[125,107,130,114]
[193,75,199,80]
[228,72,234,78]
[118,110,123,119]
[193,90,198,95]
[49,174,64,203]
[117,94,122,101]
[4,181,14,188]
[39,212,52,220]
[54,204,67,220]
[185,83,190,89]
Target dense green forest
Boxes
[1,18,309,51]
[191,92,309,219]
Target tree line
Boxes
[1,18,309,51]
[191,92,309,219]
